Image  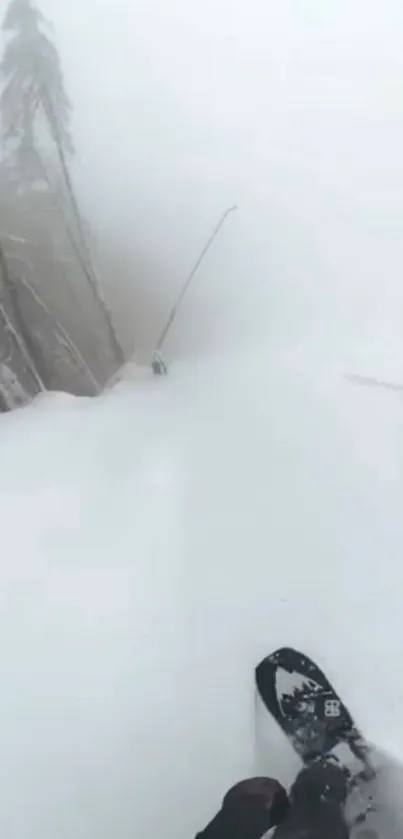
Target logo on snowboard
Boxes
[324,699,341,718]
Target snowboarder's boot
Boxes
[273,758,349,839]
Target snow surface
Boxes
[1,347,403,839]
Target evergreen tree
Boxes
[0,0,125,370]
[0,0,74,178]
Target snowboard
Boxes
[255,647,377,834]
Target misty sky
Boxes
[7,0,403,364]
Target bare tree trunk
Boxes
[0,245,47,389]
[41,90,125,368]
[20,274,100,394]
[0,302,44,392]
[156,206,238,351]
[0,387,9,413]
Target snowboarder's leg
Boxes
[195,777,289,839]
[274,758,350,839]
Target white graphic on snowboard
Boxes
[275,667,323,718]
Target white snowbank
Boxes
[104,361,155,390]
[0,347,402,839]
[29,390,92,409]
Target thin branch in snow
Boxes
[345,373,403,393]
[0,230,28,244]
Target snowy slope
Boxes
[0,348,402,839]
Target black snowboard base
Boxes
[255,647,376,833]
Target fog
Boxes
[1,0,403,396]
[41,0,403,367]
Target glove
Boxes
[196,777,289,839]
